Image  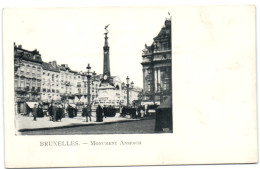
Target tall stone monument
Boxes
[94,25,122,107]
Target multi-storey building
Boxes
[14,43,43,114]
[59,64,76,103]
[41,61,60,102]
[141,18,172,104]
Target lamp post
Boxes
[126,76,130,107]
[150,41,157,105]
[130,81,134,107]
[86,64,92,105]
[86,64,92,122]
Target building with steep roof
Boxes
[141,17,172,104]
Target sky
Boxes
[7,7,173,88]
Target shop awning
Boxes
[26,102,38,108]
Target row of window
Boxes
[14,79,41,89]
[42,88,60,93]
[15,86,41,92]
[43,72,87,80]
[42,93,60,97]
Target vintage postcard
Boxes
[3,6,257,168]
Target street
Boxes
[19,119,155,135]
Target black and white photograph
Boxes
[3,4,258,168]
[12,8,173,135]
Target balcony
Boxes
[15,87,27,93]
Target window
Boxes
[20,79,25,88]
[32,81,36,91]
[14,77,18,88]
[147,81,151,92]
[26,79,30,90]
[52,74,54,81]
[26,67,30,75]
[162,42,168,50]
[37,81,41,92]
[20,67,25,73]
[43,72,45,75]
[32,69,35,75]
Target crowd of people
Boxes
[121,105,147,119]
[30,102,64,122]
[29,102,155,122]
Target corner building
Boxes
[14,43,43,114]
[141,18,172,104]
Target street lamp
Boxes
[86,64,92,105]
[86,64,92,122]
[126,76,130,107]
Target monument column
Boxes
[103,32,110,81]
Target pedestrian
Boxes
[140,106,144,117]
[52,102,57,122]
[37,104,44,117]
[103,105,107,118]
[68,105,74,118]
[145,104,148,116]
[56,105,63,122]
[86,104,92,122]
[96,105,103,122]
[32,104,37,121]
[74,106,78,117]
[82,105,87,117]
[48,104,53,121]
[121,106,126,117]
[131,107,136,119]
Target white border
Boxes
[1,1,259,169]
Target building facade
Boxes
[14,44,101,114]
[14,43,43,114]
[141,18,172,104]
[41,61,60,102]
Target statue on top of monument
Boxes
[104,24,110,35]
